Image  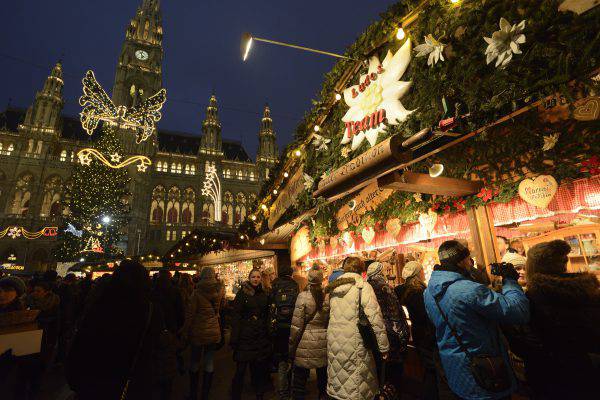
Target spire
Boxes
[200,94,222,154]
[257,104,278,164]
[126,0,162,45]
[21,62,64,135]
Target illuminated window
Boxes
[190,165,196,175]
[7,144,14,155]
[177,163,182,174]
[60,150,67,162]
[184,165,190,175]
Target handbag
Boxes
[120,303,153,400]
[433,284,511,393]
[357,287,378,351]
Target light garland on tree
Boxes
[77,148,151,172]
[79,70,167,143]
[81,236,104,253]
[0,226,58,239]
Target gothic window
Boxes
[223,191,234,226]
[7,144,14,155]
[156,161,162,171]
[224,169,231,178]
[170,162,177,173]
[0,143,3,154]
[176,163,182,174]
[265,168,270,179]
[202,202,215,224]
[235,193,247,224]
[143,20,150,40]
[70,151,74,162]
[60,150,67,162]
[11,173,33,215]
[184,164,190,175]
[166,186,181,224]
[250,171,255,181]
[36,141,43,154]
[190,165,196,175]
[27,139,34,154]
[40,176,62,217]
[150,185,165,223]
[181,188,195,224]
[236,170,243,180]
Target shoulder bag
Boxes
[433,284,511,393]
[358,287,378,351]
[120,303,153,400]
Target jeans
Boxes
[291,365,327,400]
[277,360,291,399]
[190,345,216,373]
[231,359,268,400]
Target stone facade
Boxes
[0,0,277,269]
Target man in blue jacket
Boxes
[424,240,529,400]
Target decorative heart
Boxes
[329,236,338,249]
[342,231,354,248]
[518,175,558,209]
[418,210,438,235]
[573,96,599,121]
[362,227,375,244]
[386,218,402,238]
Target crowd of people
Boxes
[0,236,599,400]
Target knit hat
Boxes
[0,276,26,296]
[438,240,470,265]
[526,240,571,275]
[366,261,384,278]
[277,263,293,277]
[402,261,423,280]
[308,268,323,285]
[501,252,526,267]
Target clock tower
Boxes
[112,0,163,108]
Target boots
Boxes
[188,371,199,400]
[200,372,214,400]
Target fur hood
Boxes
[527,272,600,305]
[325,273,363,297]
[241,281,263,296]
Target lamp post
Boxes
[241,32,358,61]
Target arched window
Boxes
[181,188,195,224]
[177,163,182,174]
[150,185,165,223]
[235,193,247,224]
[224,169,231,178]
[236,170,243,180]
[250,171,255,181]
[60,150,67,162]
[36,141,43,154]
[166,186,180,224]
[190,165,196,175]
[40,176,62,217]
[170,162,177,173]
[184,164,190,175]
[11,174,33,215]
[223,192,234,226]
[143,20,150,40]
[7,144,14,155]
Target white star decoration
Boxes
[79,154,92,165]
[110,153,122,163]
[137,163,148,172]
[341,39,414,151]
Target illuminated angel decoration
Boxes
[79,70,167,143]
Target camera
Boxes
[490,262,515,278]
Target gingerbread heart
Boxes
[418,210,438,234]
[518,175,557,209]
[362,227,375,244]
[385,218,402,238]
[573,96,599,121]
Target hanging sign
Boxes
[518,175,558,209]
[269,166,305,230]
[341,39,413,151]
[336,182,393,230]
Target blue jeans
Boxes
[190,345,216,373]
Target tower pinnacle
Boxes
[257,104,278,164]
[20,62,64,135]
[200,94,223,154]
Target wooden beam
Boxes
[467,205,499,278]
[378,171,483,196]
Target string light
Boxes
[396,27,406,40]
[335,93,342,101]
[77,148,151,172]
[261,204,268,211]
[450,0,460,3]
[313,125,320,132]
[283,172,289,178]
[0,226,58,240]
[250,214,257,221]
[273,189,278,195]
[294,149,302,157]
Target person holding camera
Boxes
[424,240,529,400]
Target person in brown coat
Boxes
[182,266,224,400]
[289,268,329,400]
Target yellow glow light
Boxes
[396,28,406,40]
[77,148,151,172]
[259,238,265,245]
[335,93,342,101]
[313,125,320,132]
[261,204,268,211]
[273,189,278,195]
[250,215,257,221]
[283,172,289,178]
[294,149,302,157]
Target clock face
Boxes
[135,50,149,61]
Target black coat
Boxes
[395,279,436,351]
[517,272,600,399]
[230,282,272,362]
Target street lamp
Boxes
[241,32,357,61]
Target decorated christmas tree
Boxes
[53,124,131,261]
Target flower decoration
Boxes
[414,34,446,66]
[8,227,22,239]
[341,146,351,158]
[542,132,560,151]
[580,155,600,175]
[453,199,466,210]
[303,173,315,191]
[312,134,331,152]
[476,187,495,202]
[413,193,422,202]
[484,18,526,68]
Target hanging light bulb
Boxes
[396,27,406,40]
[335,93,342,101]
[283,172,289,178]
[429,163,445,178]
[294,149,302,157]
[273,189,278,195]
[313,125,320,132]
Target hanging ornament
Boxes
[303,173,315,191]
[484,18,526,68]
[418,210,438,236]
[341,231,354,248]
[414,34,446,66]
[542,132,560,151]
[82,236,104,253]
[518,175,558,209]
[312,134,331,152]
[385,218,402,238]
[7,227,22,239]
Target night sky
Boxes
[0,0,397,158]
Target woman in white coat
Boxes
[325,257,389,400]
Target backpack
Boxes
[271,279,299,329]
